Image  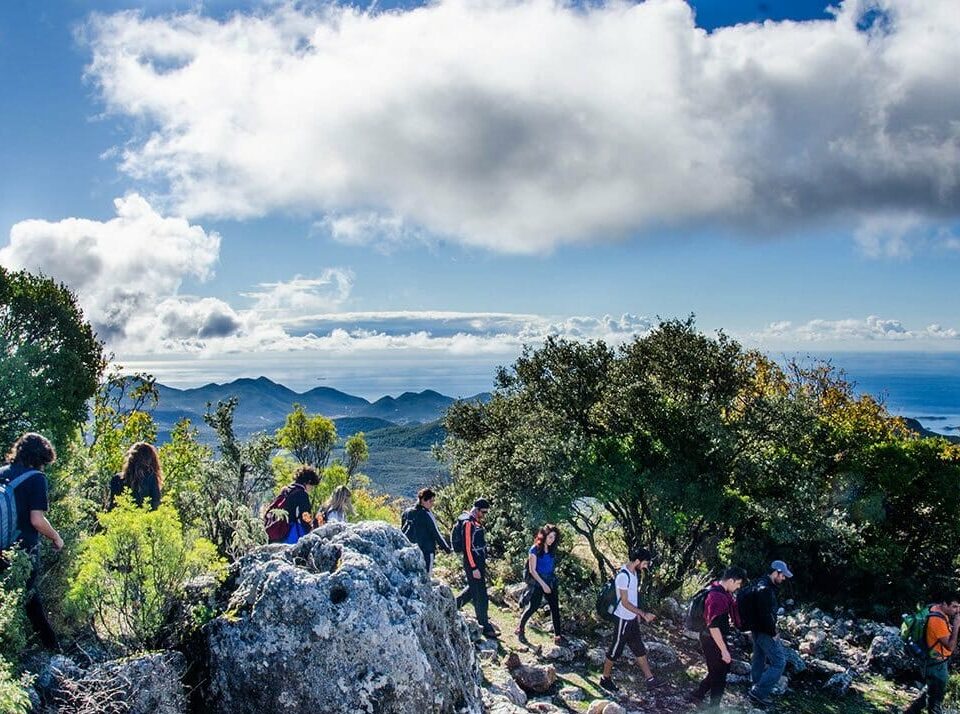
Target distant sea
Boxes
[782,352,960,436]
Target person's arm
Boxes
[938,613,960,653]
[704,592,731,662]
[529,553,550,592]
[464,520,479,576]
[709,626,730,662]
[430,513,451,552]
[617,586,654,621]
[29,511,63,550]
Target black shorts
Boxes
[607,617,647,660]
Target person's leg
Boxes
[24,561,59,651]
[708,644,731,706]
[602,618,628,680]
[472,570,490,628]
[455,565,471,608]
[926,661,948,714]
[625,620,655,680]
[518,586,544,633]
[424,550,434,573]
[691,634,715,702]
[545,586,562,635]
[752,635,785,700]
[750,633,767,687]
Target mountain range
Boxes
[151,376,488,439]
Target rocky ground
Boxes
[473,585,940,714]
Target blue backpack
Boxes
[0,469,40,551]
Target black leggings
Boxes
[1,553,59,651]
[519,581,561,635]
[694,632,730,705]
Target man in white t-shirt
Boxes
[599,548,663,693]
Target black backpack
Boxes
[450,513,470,554]
[736,579,765,632]
[401,507,417,541]
[596,568,630,623]
[685,584,725,633]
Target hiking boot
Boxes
[645,676,664,690]
[748,690,772,708]
[482,625,499,638]
[598,676,619,693]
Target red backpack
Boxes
[263,485,299,543]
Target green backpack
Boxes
[901,606,948,660]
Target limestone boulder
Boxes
[204,521,481,714]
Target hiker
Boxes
[904,593,960,714]
[516,524,563,644]
[108,442,163,510]
[454,498,498,638]
[687,566,747,709]
[0,433,63,650]
[267,466,320,544]
[741,560,793,708]
[599,548,663,693]
[322,485,352,524]
[400,487,451,573]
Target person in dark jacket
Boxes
[0,433,63,650]
[747,560,793,707]
[108,442,162,510]
[401,487,451,572]
[273,466,320,544]
[516,524,563,644]
[688,566,746,709]
[454,498,498,637]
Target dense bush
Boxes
[68,497,226,650]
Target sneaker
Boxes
[598,676,619,693]
[553,634,567,645]
[482,625,499,638]
[645,676,664,690]
[748,690,772,708]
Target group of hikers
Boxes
[1,431,957,713]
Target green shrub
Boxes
[0,657,31,714]
[67,497,226,650]
[0,549,30,663]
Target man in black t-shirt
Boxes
[0,433,63,650]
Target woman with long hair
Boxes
[322,484,352,524]
[516,524,563,644]
[109,442,163,510]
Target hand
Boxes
[472,568,481,580]
[721,649,732,664]
[51,534,64,551]
[301,511,313,524]
[541,583,552,594]
[643,612,656,624]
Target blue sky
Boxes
[1,0,958,397]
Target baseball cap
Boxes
[770,560,794,578]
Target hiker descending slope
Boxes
[598,548,663,694]
[738,560,793,708]
[686,566,746,709]
[516,524,563,645]
[454,498,499,638]
[0,433,63,650]
[904,593,960,714]
[401,487,451,573]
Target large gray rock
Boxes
[867,630,917,680]
[205,522,481,714]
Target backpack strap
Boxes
[2,469,41,491]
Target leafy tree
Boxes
[344,432,369,476]
[158,418,214,528]
[0,267,104,451]
[275,404,338,468]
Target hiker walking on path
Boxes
[904,594,960,714]
[687,566,747,709]
[599,548,663,694]
[322,485,352,524]
[454,498,499,638]
[516,524,563,644]
[400,487,451,573]
[740,560,793,708]
[108,442,163,511]
[0,433,63,650]
[265,466,320,544]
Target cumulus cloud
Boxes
[749,315,960,344]
[82,0,960,253]
[242,270,354,322]
[0,194,221,342]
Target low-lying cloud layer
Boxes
[83,0,960,253]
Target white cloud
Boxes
[242,270,354,322]
[0,194,221,342]
[748,315,960,344]
[83,0,960,253]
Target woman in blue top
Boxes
[516,524,563,643]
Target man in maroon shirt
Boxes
[688,566,747,708]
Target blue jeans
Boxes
[751,632,785,699]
